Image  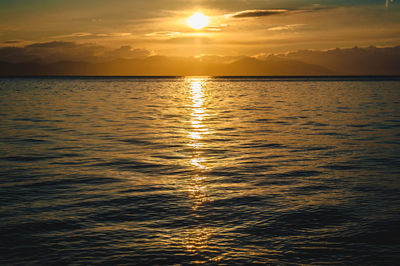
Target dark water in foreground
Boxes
[0,77,399,265]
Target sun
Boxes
[187,12,209,30]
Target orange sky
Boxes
[0,0,399,59]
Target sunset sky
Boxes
[1,0,399,60]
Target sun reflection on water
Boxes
[183,77,216,256]
[186,77,210,206]
[183,227,212,253]
[187,78,208,149]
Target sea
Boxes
[0,77,399,265]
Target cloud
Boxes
[145,31,182,38]
[268,24,305,31]
[2,40,22,44]
[145,32,214,42]
[228,9,288,18]
[95,33,132,37]
[0,41,153,63]
[164,36,212,44]
[227,6,329,19]
[52,32,93,39]
[51,32,132,39]
[22,41,104,62]
[26,41,80,49]
[104,46,154,59]
[206,24,228,32]
[0,47,38,63]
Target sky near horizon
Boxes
[0,0,399,58]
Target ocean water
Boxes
[0,77,399,265]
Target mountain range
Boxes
[0,46,399,76]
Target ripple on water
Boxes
[0,78,399,265]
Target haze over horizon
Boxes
[1,0,399,75]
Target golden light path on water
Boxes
[183,77,217,258]
[187,77,209,205]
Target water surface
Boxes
[0,77,399,264]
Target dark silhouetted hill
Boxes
[1,45,400,76]
[275,46,400,76]
[0,56,334,76]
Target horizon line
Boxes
[1,75,400,82]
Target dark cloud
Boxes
[0,41,152,63]
[2,40,22,44]
[229,6,330,18]
[0,46,39,63]
[26,41,79,49]
[230,9,288,18]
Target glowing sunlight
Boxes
[187,12,209,30]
